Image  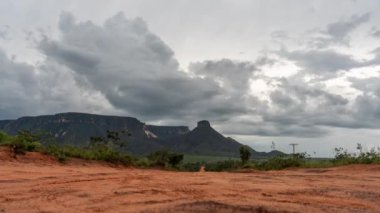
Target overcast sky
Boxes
[1,0,380,156]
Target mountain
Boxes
[145,125,190,139]
[0,120,12,129]
[160,120,270,158]
[0,112,164,154]
[0,112,284,158]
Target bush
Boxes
[42,144,136,165]
[0,131,9,145]
[205,160,242,172]
[147,150,184,168]
[357,148,380,164]
[333,147,355,164]
[147,150,170,167]
[136,158,151,167]
[44,144,68,162]
[180,162,203,172]
[333,147,380,165]
[56,154,67,162]
[255,155,306,170]
[10,130,42,155]
[257,157,301,170]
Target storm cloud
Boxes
[38,12,254,123]
[278,49,363,74]
[308,13,371,48]
[325,13,370,45]
[0,49,115,119]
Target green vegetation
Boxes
[253,146,380,171]
[332,145,380,165]
[43,144,135,164]
[180,147,380,172]
[29,129,132,164]
[1,130,379,172]
[147,150,184,168]
[0,130,43,155]
[183,154,239,163]
[204,160,242,172]
[0,130,182,168]
[180,162,204,172]
[0,130,135,165]
[239,145,251,165]
[254,153,307,170]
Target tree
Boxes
[168,153,184,168]
[89,130,130,149]
[147,150,184,168]
[147,150,170,167]
[239,145,251,164]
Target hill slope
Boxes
[160,120,263,157]
[0,120,12,129]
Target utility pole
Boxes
[289,143,298,155]
[271,141,276,150]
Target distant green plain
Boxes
[183,155,240,163]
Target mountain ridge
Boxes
[0,112,283,158]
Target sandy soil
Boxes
[1,148,380,213]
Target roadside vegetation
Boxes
[1,130,379,171]
[0,130,135,165]
[180,144,380,171]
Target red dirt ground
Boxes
[1,147,380,213]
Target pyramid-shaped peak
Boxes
[197,120,211,128]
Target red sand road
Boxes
[1,149,380,212]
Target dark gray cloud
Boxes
[214,75,354,138]
[261,79,350,134]
[349,77,380,128]
[279,48,362,74]
[365,47,380,65]
[0,50,39,118]
[354,93,380,126]
[326,13,370,42]
[228,73,378,137]
[350,76,380,95]
[189,59,256,92]
[370,27,380,38]
[38,12,252,123]
[0,25,10,40]
[310,13,371,47]
[241,75,380,134]
[0,49,113,119]
[221,122,328,138]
